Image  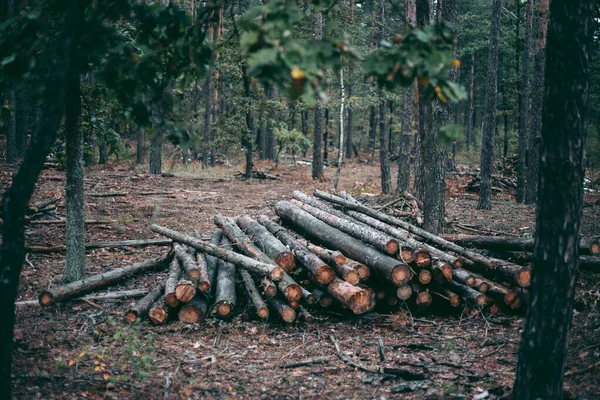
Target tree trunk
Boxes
[513,1,592,396]
[334,69,345,190]
[258,106,266,160]
[477,0,502,210]
[173,243,201,281]
[268,297,296,323]
[516,0,533,203]
[202,72,213,167]
[465,53,475,152]
[368,105,377,159]
[345,79,354,159]
[274,201,410,286]
[379,90,392,193]
[6,90,17,164]
[312,11,324,180]
[397,76,415,192]
[178,295,208,324]
[15,93,27,158]
[150,224,284,281]
[525,0,549,204]
[256,215,336,285]
[39,253,172,306]
[266,86,277,160]
[136,125,145,164]
[164,256,182,307]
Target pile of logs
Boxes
[36,190,600,325]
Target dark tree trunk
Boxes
[0,0,84,395]
[149,119,162,175]
[379,91,392,193]
[368,105,377,158]
[465,53,475,152]
[15,93,27,158]
[202,72,213,167]
[345,79,354,159]
[98,141,108,164]
[516,0,533,203]
[323,108,329,163]
[136,126,145,164]
[258,108,266,160]
[398,0,417,192]
[266,86,276,160]
[312,11,324,180]
[64,50,85,282]
[513,1,593,397]
[525,0,549,204]
[477,0,502,210]
[6,90,17,164]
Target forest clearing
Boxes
[6,158,600,399]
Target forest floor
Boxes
[5,156,600,399]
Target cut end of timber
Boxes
[305,294,317,305]
[216,303,233,318]
[188,270,201,281]
[399,248,415,264]
[285,284,303,302]
[38,291,53,306]
[396,285,413,301]
[348,290,376,315]
[476,294,489,308]
[319,296,333,308]
[449,294,461,308]
[517,269,531,288]
[453,259,463,268]
[175,283,196,303]
[125,312,138,323]
[165,293,179,308]
[415,250,431,268]
[315,265,336,285]
[478,282,490,293]
[289,301,300,310]
[149,307,168,325]
[198,281,211,293]
[418,270,432,285]
[391,264,412,286]
[510,296,522,310]
[590,242,600,256]
[275,252,296,272]
[281,308,296,323]
[488,303,500,314]
[270,267,285,282]
[178,307,205,324]
[384,240,400,255]
[351,262,370,280]
[416,292,432,308]
[504,291,517,305]
[344,271,361,286]
[257,307,269,319]
[332,252,347,266]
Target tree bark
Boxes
[64,49,85,282]
[150,225,283,281]
[516,0,533,203]
[256,215,336,285]
[39,253,172,306]
[148,299,169,325]
[268,297,296,323]
[6,89,17,163]
[312,287,333,307]
[465,53,475,152]
[334,69,345,190]
[513,1,593,397]
[525,0,549,204]
[214,241,237,319]
[477,0,502,210]
[164,256,182,307]
[136,126,145,164]
[327,277,376,314]
[15,92,27,158]
[240,269,268,319]
[204,230,223,292]
[312,11,324,180]
[266,86,277,160]
[236,214,295,272]
[149,132,162,175]
[125,283,165,323]
[178,295,208,324]
[274,201,411,286]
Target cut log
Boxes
[165,257,183,307]
[236,214,296,272]
[446,280,490,308]
[150,224,284,281]
[410,282,432,308]
[268,298,296,323]
[412,249,432,269]
[431,260,453,284]
[398,247,416,265]
[25,238,174,253]
[327,278,376,314]
[346,258,370,281]
[256,215,336,285]
[175,279,196,304]
[331,262,360,285]
[240,269,269,319]
[202,230,223,292]
[312,287,333,307]
[178,295,208,323]
[38,252,172,306]
[300,241,347,267]
[174,243,201,281]
[472,277,490,293]
[430,284,461,307]
[195,252,211,292]
[16,289,149,307]
[302,288,317,305]
[214,257,237,319]
[396,285,413,301]
[289,300,300,310]
[441,234,600,256]
[125,283,165,323]
[346,210,462,268]
[468,273,516,305]
[298,305,314,322]
[418,269,432,285]
[260,277,277,298]
[276,272,303,302]
[215,214,279,265]
[452,268,476,287]
[290,199,399,255]
[148,299,169,325]
[275,201,411,286]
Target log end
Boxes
[590,242,600,256]
[165,293,179,308]
[396,285,413,301]
[448,294,461,308]
[188,269,201,281]
[304,293,317,305]
[399,248,415,264]
[386,295,399,307]
[391,264,412,286]
[315,265,336,285]
[281,307,296,323]
[38,291,54,306]
[478,282,490,293]
[488,303,500,315]
[344,271,361,286]
[198,281,211,293]
[453,259,463,268]
[257,307,269,319]
[216,302,233,319]
[504,291,517,305]
[275,252,296,273]
[418,270,432,285]
[319,296,333,308]
[385,240,400,255]
[178,306,205,324]
[270,267,285,282]
[414,250,431,268]
[353,263,370,280]
[509,296,522,310]
[149,307,168,325]
[124,311,138,323]
[476,294,489,308]
[465,276,476,287]
[175,283,196,303]
[517,269,531,288]
[347,289,376,315]
[289,301,300,310]
[416,291,432,308]
[285,284,303,302]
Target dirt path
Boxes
[7,160,600,399]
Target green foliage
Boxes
[439,123,464,146]
[275,126,311,164]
